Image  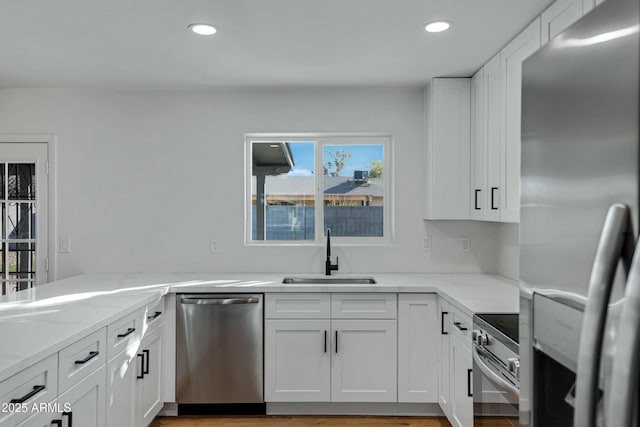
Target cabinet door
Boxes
[58,365,107,427]
[450,337,473,427]
[264,319,331,402]
[424,78,471,220]
[106,350,135,427]
[470,69,486,220]
[398,294,438,403]
[136,326,163,427]
[331,320,397,402]
[484,53,503,222]
[500,18,541,223]
[541,0,583,44]
[438,299,451,417]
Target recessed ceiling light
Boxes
[425,21,452,33]
[188,23,217,36]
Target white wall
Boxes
[497,223,519,280]
[0,88,502,279]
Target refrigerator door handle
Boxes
[608,238,640,427]
[575,203,635,427]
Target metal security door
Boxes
[0,143,48,295]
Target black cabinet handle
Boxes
[147,311,162,321]
[335,330,339,354]
[474,189,481,210]
[441,311,449,335]
[454,321,468,331]
[117,327,135,338]
[10,385,45,403]
[491,187,498,210]
[52,420,62,427]
[143,349,150,375]
[467,369,473,397]
[75,351,99,365]
[324,330,327,353]
[137,353,145,379]
[62,411,73,427]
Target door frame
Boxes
[0,134,57,283]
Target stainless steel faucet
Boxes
[325,228,339,276]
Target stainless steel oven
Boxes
[472,314,519,425]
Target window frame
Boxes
[245,133,393,246]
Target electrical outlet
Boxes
[210,237,219,253]
[459,237,470,252]
[59,237,71,254]
[423,236,432,251]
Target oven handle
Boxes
[472,345,519,400]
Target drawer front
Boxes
[107,309,142,360]
[59,327,107,393]
[143,299,165,333]
[451,306,472,350]
[0,353,58,426]
[265,293,331,319]
[331,293,397,319]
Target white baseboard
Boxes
[266,402,443,416]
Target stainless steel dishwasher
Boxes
[176,294,263,404]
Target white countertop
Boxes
[0,273,519,382]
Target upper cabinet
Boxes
[500,18,541,223]
[424,78,471,220]
[541,0,583,44]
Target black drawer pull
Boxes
[335,330,339,354]
[117,327,135,338]
[491,187,498,210]
[10,385,45,403]
[137,353,145,379]
[454,321,468,331]
[143,349,150,374]
[324,330,327,353]
[474,189,481,210]
[441,311,449,335]
[75,351,99,365]
[62,411,73,427]
[147,311,162,321]
[52,420,62,427]
[467,369,473,397]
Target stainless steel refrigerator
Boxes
[520,0,639,425]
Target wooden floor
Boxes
[149,415,453,426]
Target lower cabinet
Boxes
[438,299,452,416]
[331,320,397,402]
[264,293,398,403]
[136,326,164,426]
[450,336,473,427]
[264,319,331,402]
[106,349,136,426]
[18,365,106,427]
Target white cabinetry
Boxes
[136,326,163,427]
[264,319,331,401]
[469,53,502,221]
[331,319,397,402]
[264,293,397,403]
[500,18,541,223]
[106,349,136,426]
[541,0,583,44]
[449,336,473,427]
[437,299,451,417]
[470,19,541,223]
[424,78,471,220]
[58,365,107,427]
[398,294,438,403]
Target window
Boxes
[246,134,391,244]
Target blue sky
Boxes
[288,142,383,177]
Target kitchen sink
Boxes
[282,277,377,285]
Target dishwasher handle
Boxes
[180,296,260,305]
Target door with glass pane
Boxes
[0,143,48,295]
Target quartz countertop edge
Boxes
[0,273,518,382]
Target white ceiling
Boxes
[0,0,554,89]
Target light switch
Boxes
[59,237,71,253]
